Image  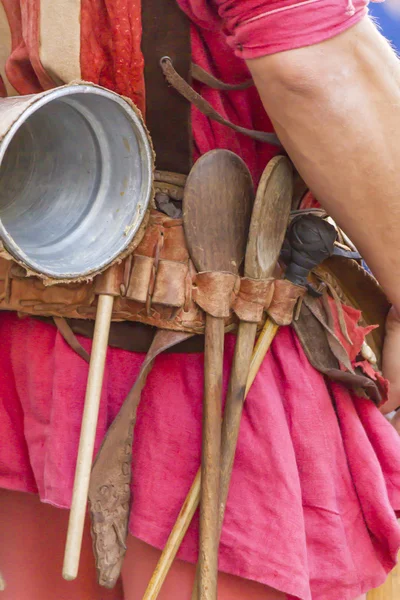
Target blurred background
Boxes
[369,0,400,51]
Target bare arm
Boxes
[246,17,400,310]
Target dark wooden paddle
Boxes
[183,149,253,600]
[190,155,293,600]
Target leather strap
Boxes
[160,57,282,147]
[88,329,193,587]
[191,64,253,91]
[142,0,192,174]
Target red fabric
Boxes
[178,0,280,182]
[325,295,377,363]
[1,314,400,600]
[1,2,400,599]
[80,0,145,114]
[19,0,56,90]
[207,0,369,59]
[1,0,42,94]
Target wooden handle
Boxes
[219,321,258,524]
[199,314,224,600]
[142,472,201,600]
[190,321,259,600]
[143,318,279,600]
[62,293,114,581]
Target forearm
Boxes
[246,17,400,309]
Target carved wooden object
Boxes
[190,156,293,599]
[183,150,253,600]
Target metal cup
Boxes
[0,84,153,279]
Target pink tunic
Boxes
[0,1,399,599]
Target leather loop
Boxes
[152,260,189,306]
[89,329,194,587]
[193,271,239,318]
[142,1,192,173]
[232,277,274,323]
[53,317,90,363]
[95,263,125,297]
[126,255,154,303]
[267,279,306,326]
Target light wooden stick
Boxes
[63,293,114,581]
[200,314,224,600]
[247,320,279,393]
[0,571,5,591]
[143,318,279,600]
[143,472,202,600]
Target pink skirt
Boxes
[0,311,400,600]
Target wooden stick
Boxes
[183,150,253,600]
[143,318,279,600]
[191,321,257,600]
[142,471,201,600]
[246,320,279,393]
[218,322,257,517]
[199,314,224,600]
[62,293,114,581]
[191,319,280,600]
[0,571,5,591]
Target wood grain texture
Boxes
[184,150,253,600]
[245,156,293,279]
[219,155,292,544]
[142,474,202,599]
[141,318,280,600]
[183,150,253,274]
[191,156,293,600]
[63,293,114,581]
[143,156,293,600]
[199,314,224,599]
[246,320,280,395]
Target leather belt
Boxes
[38,317,205,354]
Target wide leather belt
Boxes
[0,207,304,341]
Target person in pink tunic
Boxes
[1,1,400,599]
